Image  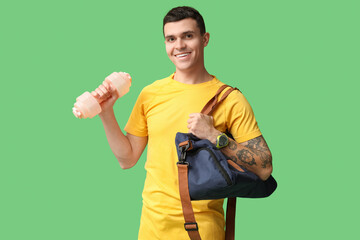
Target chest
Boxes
[145,89,227,139]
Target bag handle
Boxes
[201,85,240,115]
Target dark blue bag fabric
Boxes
[175,132,277,200]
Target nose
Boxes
[175,38,186,50]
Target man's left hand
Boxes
[187,113,221,144]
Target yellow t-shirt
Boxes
[124,74,261,240]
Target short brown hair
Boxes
[163,6,206,36]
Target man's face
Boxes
[164,18,209,72]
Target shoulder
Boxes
[134,75,172,106]
[214,81,254,114]
[215,80,248,106]
[227,89,248,105]
[140,75,171,95]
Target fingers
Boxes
[187,117,193,132]
[188,113,212,122]
[99,85,111,98]
[187,122,194,133]
[189,113,209,119]
[187,113,200,128]
[189,113,199,118]
[102,81,111,91]
[93,88,104,99]
[104,81,120,99]
[187,119,197,133]
[91,90,100,98]
[92,83,112,100]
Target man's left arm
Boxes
[187,113,273,181]
[215,135,273,181]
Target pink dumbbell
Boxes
[73,72,132,119]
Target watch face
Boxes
[219,135,228,146]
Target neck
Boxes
[173,67,213,84]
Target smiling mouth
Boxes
[175,52,191,58]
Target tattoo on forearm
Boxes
[228,141,237,150]
[226,136,272,169]
[245,136,268,154]
[244,136,272,168]
[236,149,256,166]
[229,156,247,170]
[229,156,237,163]
[260,157,271,168]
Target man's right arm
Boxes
[99,109,148,169]
[93,79,148,169]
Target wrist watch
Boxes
[216,133,229,149]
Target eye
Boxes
[185,34,193,39]
[167,37,175,42]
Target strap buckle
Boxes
[184,222,198,231]
[177,140,192,165]
[177,147,189,165]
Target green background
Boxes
[1,0,359,239]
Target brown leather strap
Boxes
[178,85,240,240]
[208,87,239,115]
[200,85,229,115]
[225,198,236,240]
[201,85,239,115]
[177,164,202,240]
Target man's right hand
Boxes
[92,80,119,116]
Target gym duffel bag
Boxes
[175,85,277,240]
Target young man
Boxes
[94,6,272,240]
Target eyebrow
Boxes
[165,31,196,38]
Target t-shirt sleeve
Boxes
[124,89,149,137]
[225,90,262,143]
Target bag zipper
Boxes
[193,147,232,186]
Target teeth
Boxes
[176,53,189,57]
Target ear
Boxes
[203,32,210,47]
